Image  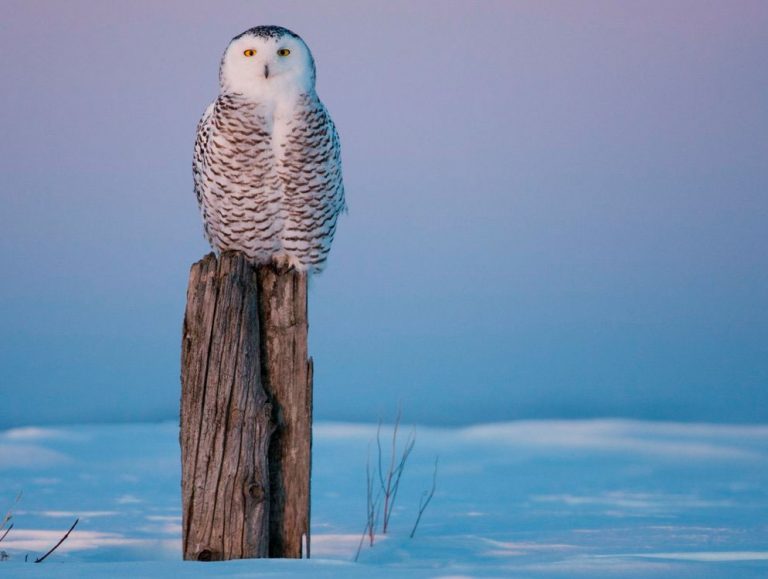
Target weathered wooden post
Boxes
[258,266,312,558]
[180,251,312,560]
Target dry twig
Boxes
[354,444,382,561]
[410,456,438,538]
[1,491,22,531]
[0,524,13,544]
[0,491,22,546]
[34,518,79,563]
[366,452,380,546]
[378,409,416,534]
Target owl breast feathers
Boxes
[193,26,345,274]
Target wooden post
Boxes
[180,252,273,560]
[258,266,312,558]
[180,251,312,560]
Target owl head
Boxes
[219,26,316,98]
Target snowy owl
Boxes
[193,26,345,273]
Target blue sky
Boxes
[1,1,766,427]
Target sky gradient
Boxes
[1,1,766,427]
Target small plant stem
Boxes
[0,523,13,544]
[34,519,79,563]
[410,456,438,539]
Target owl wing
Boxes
[280,98,346,270]
[193,102,215,208]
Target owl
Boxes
[193,26,345,273]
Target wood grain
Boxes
[180,252,274,561]
[258,264,313,558]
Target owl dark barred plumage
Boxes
[193,26,346,273]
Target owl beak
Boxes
[264,64,270,79]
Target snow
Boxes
[1,419,767,577]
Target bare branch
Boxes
[1,491,22,531]
[34,519,79,563]
[376,420,385,492]
[353,520,367,562]
[0,524,13,544]
[385,430,415,532]
[366,449,375,546]
[379,406,416,534]
[355,443,383,561]
[410,456,438,538]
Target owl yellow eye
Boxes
[243,49,256,57]
[277,48,291,57]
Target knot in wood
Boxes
[246,481,265,503]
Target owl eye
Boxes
[243,49,257,57]
[277,48,291,57]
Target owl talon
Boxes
[271,254,302,273]
[271,254,290,272]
